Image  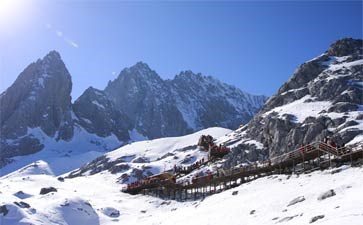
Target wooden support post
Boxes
[318,149,321,169]
[292,159,295,174]
[302,153,305,173]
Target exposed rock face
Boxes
[0,51,73,160]
[104,63,267,139]
[105,62,192,139]
[73,87,132,141]
[223,38,363,168]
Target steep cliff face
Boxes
[104,63,267,139]
[0,51,74,161]
[170,71,266,130]
[223,38,363,168]
[104,62,191,139]
[73,87,132,141]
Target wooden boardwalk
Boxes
[122,142,363,200]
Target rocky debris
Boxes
[132,157,149,163]
[13,201,30,208]
[160,201,171,206]
[67,155,133,178]
[287,196,305,207]
[310,215,325,223]
[101,207,120,218]
[57,177,65,182]
[39,187,57,195]
[278,214,299,223]
[318,189,336,200]
[232,191,238,196]
[0,205,8,216]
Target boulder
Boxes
[40,187,57,195]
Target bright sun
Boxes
[0,0,19,19]
[0,0,30,30]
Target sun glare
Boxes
[0,0,29,29]
[0,0,19,19]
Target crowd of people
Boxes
[174,158,206,174]
[126,134,231,191]
[126,173,176,191]
[208,144,230,160]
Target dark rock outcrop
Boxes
[310,215,325,223]
[39,187,57,195]
[0,205,8,216]
[317,189,336,200]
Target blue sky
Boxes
[0,1,362,99]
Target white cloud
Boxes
[45,23,79,48]
[65,38,79,48]
[56,30,63,37]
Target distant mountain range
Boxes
[0,52,267,168]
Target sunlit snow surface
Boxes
[1,164,362,225]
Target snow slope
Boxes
[0,126,122,177]
[68,127,232,183]
[1,164,362,225]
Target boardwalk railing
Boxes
[122,142,363,199]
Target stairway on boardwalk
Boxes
[122,142,363,199]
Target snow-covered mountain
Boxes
[0,52,266,173]
[220,38,363,167]
[101,62,266,139]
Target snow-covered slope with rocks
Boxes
[1,161,362,225]
[222,38,363,168]
[67,127,231,183]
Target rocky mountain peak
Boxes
[0,50,74,164]
[327,38,362,57]
[43,50,62,61]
